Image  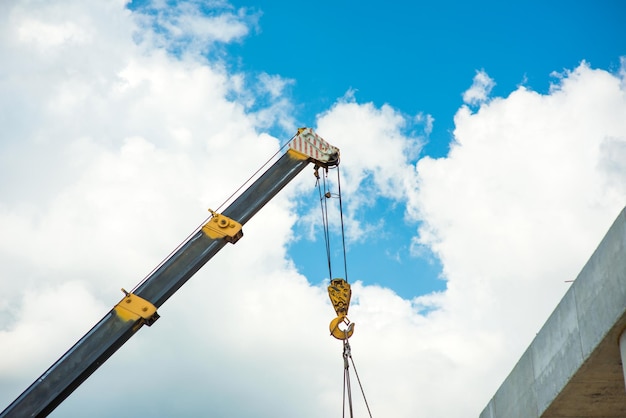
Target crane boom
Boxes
[1,128,339,418]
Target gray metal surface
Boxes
[0,151,313,417]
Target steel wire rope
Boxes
[315,158,368,417]
[325,167,369,417]
[348,344,373,417]
[317,166,351,282]
[317,169,333,279]
[131,137,293,293]
[336,165,349,283]
[343,338,354,418]
[342,367,347,418]
[342,338,373,418]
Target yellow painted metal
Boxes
[201,210,243,243]
[286,147,310,161]
[328,278,351,317]
[113,289,159,326]
[328,278,355,340]
[329,315,355,340]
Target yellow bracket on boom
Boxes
[328,278,355,340]
[202,209,243,243]
[114,289,159,327]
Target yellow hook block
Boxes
[328,278,355,339]
[328,278,351,317]
[329,315,355,340]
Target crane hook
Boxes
[328,278,355,340]
[330,315,355,340]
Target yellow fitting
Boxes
[329,315,355,340]
[202,210,243,243]
[114,289,159,327]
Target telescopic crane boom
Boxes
[1,128,339,418]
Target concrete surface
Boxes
[480,207,626,418]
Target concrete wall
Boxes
[480,207,626,418]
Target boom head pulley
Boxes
[288,127,340,169]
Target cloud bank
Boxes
[1,1,625,417]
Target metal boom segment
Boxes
[1,128,339,418]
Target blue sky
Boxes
[213,0,626,299]
[1,1,626,417]
[227,0,624,149]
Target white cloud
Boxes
[462,69,496,106]
[257,72,294,99]
[0,1,307,415]
[17,19,93,47]
[407,60,626,407]
[1,1,626,417]
[131,0,258,54]
[309,61,626,416]
[0,281,107,377]
[311,95,426,241]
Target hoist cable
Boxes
[323,173,333,279]
[317,172,333,279]
[317,165,350,282]
[336,166,349,283]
